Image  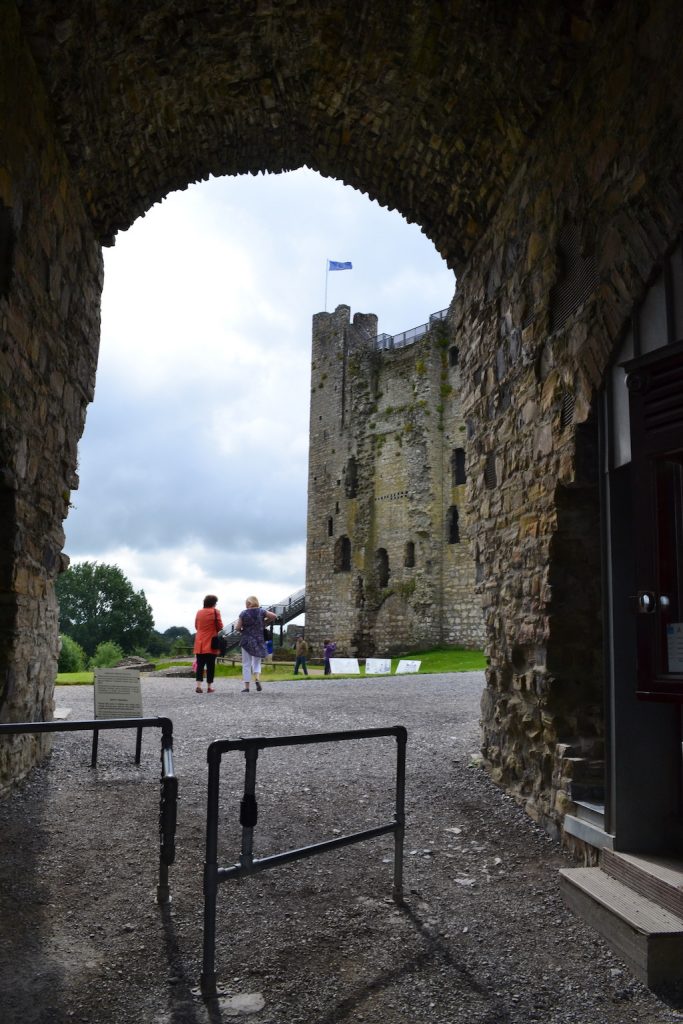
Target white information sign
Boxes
[365,658,391,675]
[94,669,143,719]
[396,660,421,674]
[666,623,683,673]
[329,658,360,675]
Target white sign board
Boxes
[666,624,683,673]
[94,669,143,719]
[329,658,360,675]
[396,660,421,674]
[365,658,391,675]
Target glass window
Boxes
[612,329,634,468]
[639,270,667,354]
[671,242,683,343]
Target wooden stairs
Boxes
[560,849,683,989]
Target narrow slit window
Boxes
[452,447,466,485]
[375,548,390,588]
[447,506,460,544]
[334,535,351,572]
[344,456,358,498]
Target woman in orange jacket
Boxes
[193,594,223,693]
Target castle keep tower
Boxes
[306,304,484,657]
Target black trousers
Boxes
[196,652,217,684]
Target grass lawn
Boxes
[56,646,485,685]
[55,672,95,685]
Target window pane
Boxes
[613,329,634,468]
[639,271,667,354]
[671,241,683,343]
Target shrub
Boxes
[89,641,125,669]
[170,636,192,656]
[58,634,87,673]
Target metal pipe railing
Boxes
[374,306,449,351]
[0,716,177,903]
[200,725,407,998]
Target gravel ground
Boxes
[0,671,681,1024]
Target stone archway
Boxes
[2,0,683,838]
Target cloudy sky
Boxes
[63,169,455,632]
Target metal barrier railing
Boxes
[374,306,449,351]
[200,725,407,997]
[0,717,177,903]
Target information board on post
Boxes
[94,669,143,719]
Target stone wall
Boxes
[0,5,102,792]
[305,306,484,657]
[453,0,683,833]
[2,0,683,836]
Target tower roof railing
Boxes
[374,306,449,351]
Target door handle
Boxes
[635,590,657,614]
[631,591,672,614]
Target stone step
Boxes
[570,781,605,803]
[573,800,604,828]
[602,850,683,920]
[559,867,683,989]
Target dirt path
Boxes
[0,673,680,1024]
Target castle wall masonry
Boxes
[0,5,102,791]
[306,307,485,658]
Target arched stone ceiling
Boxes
[17,0,615,267]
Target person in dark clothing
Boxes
[323,639,336,675]
[193,594,223,694]
[294,636,309,676]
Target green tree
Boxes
[56,561,155,656]
[89,640,125,668]
[163,626,192,643]
[58,634,87,673]
[170,635,192,656]
[147,629,171,657]
[89,638,126,671]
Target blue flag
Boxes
[328,260,352,271]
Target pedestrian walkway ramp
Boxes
[560,851,683,989]
[218,588,305,652]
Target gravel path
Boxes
[0,672,680,1024]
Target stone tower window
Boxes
[334,535,351,572]
[549,222,599,333]
[561,391,575,429]
[451,447,466,485]
[327,517,333,537]
[375,548,390,587]
[448,345,459,367]
[447,506,460,544]
[484,452,497,489]
[404,541,415,568]
[344,456,358,498]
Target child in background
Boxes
[323,639,336,675]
